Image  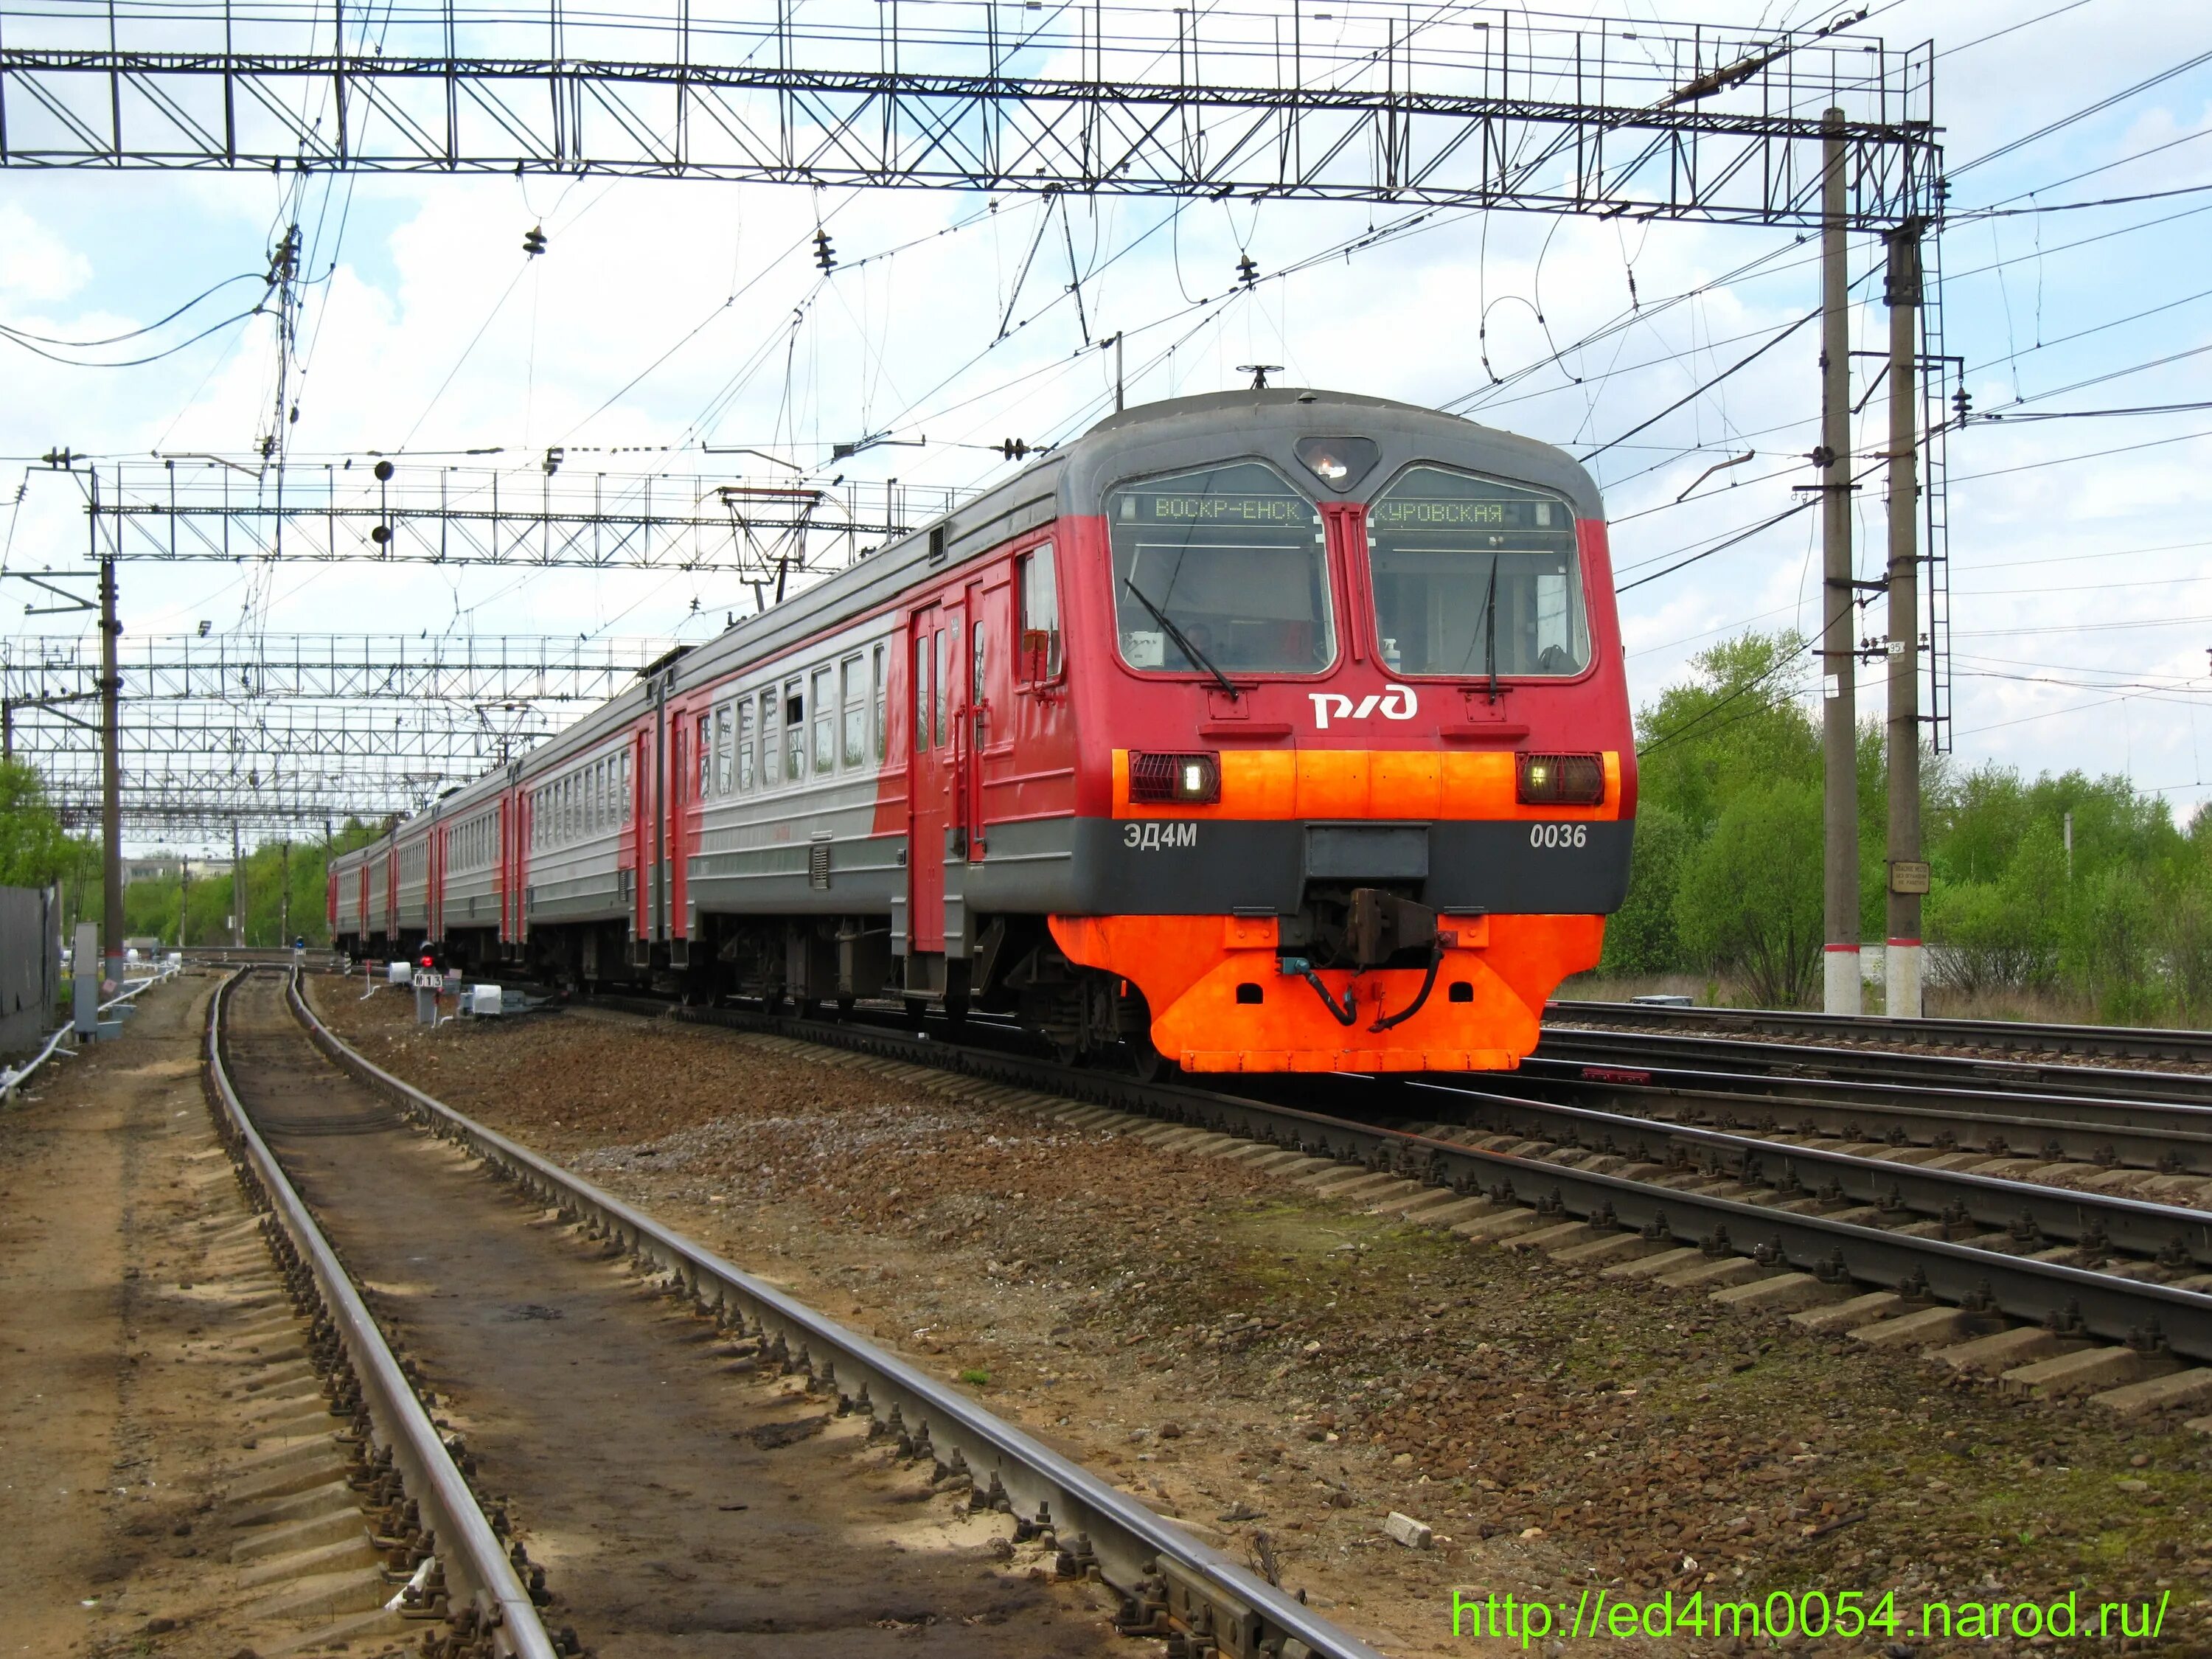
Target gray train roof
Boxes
[1060,388,1604,521]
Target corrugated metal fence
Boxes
[0,886,60,1057]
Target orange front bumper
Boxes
[1049,912,1604,1073]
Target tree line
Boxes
[1601,632,2212,1020]
[0,759,386,947]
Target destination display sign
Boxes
[1370,495,1565,530]
[1116,490,1318,526]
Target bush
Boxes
[1672,779,1824,1008]
[1599,804,1691,976]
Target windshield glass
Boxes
[1367,465,1588,678]
[1108,461,1334,676]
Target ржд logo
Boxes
[1308,683,1419,730]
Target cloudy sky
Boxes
[2,0,2208,849]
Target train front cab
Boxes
[1033,394,1635,1073]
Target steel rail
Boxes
[1537,1024,2212,1109]
[1382,1079,2212,1270]
[1495,1055,2212,1175]
[644,1000,2212,1363]
[205,973,560,1659]
[1549,998,2212,1069]
[286,973,1381,1659]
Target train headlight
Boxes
[1130,750,1222,805]
[1516,751,1604,807]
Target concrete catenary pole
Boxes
[99,554,123,992]
[1820,110,1862,1015]
[231,822,245,947]
[1885,221,1926,1018]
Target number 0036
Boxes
[1529,823,1587,849]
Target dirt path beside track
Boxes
[0,975,350,1659]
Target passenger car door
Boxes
[908,602,949,956]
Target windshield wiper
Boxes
[1123,577,1238,699]
[1481,556,1501,704]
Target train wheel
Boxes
[834,995,856,1018]
[902,998,928,1032]
[1128,1034,1174,1084]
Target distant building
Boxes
[121,855,231,886]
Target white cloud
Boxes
[0,202,91,302]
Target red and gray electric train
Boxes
[331,389,1635,1072]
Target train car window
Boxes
[971,614,987,705]
[716,705,733,796]
[1018,544,1062,681]
[1367,465,1588,678]
[1107,462,1332,675]
[934,627,952,747]
[760,689,781,787]
[914,636,931,753]
[872,644,888,763]
[737,700,757,793]
[620,751,633,824]
[840,653,866,768]
[784,679,807,780]
[811,667,836,774]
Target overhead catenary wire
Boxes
[1950,44,2212,178]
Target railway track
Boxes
[1537,1022,2212,1109]
[639,999,2212,1416]
[204,974,562,1659]
[1486,1054,2212,1179]
[216,968,1377,1659]
[1548,998,2212,1071]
